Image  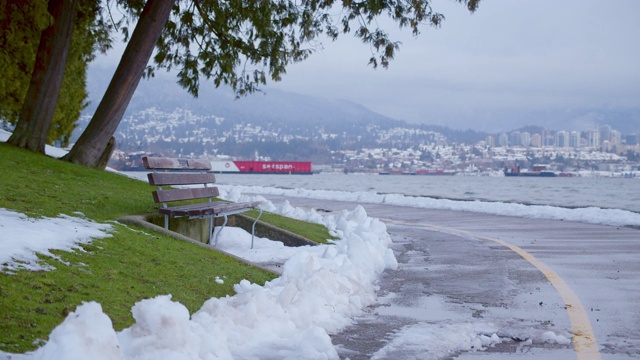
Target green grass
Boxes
[0,143,332,353]
[247,210,336,245]
[0,145,156,221]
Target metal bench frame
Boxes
[142,156,263,248]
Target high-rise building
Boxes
[588,130,600,148]
[485,135,495,147]
[530,133,542,147]
[498,133,509,147]
[520,132,531,147]
[600,125,612,143]
[509,131,521,147]
[611,130,622,145]
[555,131,569,148]
[569,131,580,148]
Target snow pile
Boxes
[31,302,123,360]
[217,184,640,227]
[176,203,397,359]
[0,129,68,158]
[371,322,571,359]
[539,331,571,345]
[372,322,503,359]
[0,129,10,142]
[0,209,112,273]
[1,200,397,359]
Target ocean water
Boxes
[215,173,640,213]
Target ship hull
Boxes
[504,171,557,177]
[210,160,312,174]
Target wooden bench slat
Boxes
[152,187,220,203]
[158,201,262,217]
[148,172,216,186]
[143,156,212,170]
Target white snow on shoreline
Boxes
[216,184,640,228]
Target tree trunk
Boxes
[7,0,78,153]
[96,136,117,169]
[63,0,175,168]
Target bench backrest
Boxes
[142,157,212,171]
[142,156,219,204]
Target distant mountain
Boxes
[85,69,405,134]
[84,67,497,153]
[86,67,640,139]
[517,108,640,135]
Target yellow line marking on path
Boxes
[381,218,601,360]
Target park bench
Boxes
[142,156,263,248]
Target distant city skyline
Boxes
[104,105,639,175]
[487,124,637,151]
[90,0,640,133]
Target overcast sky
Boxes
[92,0,640,132]
[268,0,640,131]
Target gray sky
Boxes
[92,0,640,132]
[267,0,640,131]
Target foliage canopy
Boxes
[113,0,479,97]
[0,0,111,147]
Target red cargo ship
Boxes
[211,160,312,174]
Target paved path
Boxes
[260,195,640,359]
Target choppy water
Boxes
[214,173,640,213]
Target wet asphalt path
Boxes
[259,195,640,360]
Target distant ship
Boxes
[109,152,312,174]
[415,169,456,176]
[210,160,312,174]
[504,164,557,177]
[379,169,456,176]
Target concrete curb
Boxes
[234,213,319,247]
[116,214,278,275]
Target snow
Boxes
[0,130,69,159]
[0,129,9,141]
[28,302,123,360]
[215,184,640,228]
[368,316,571,359]
[0,209,112,273]
[371,322,504,359]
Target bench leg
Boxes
[164,214,168,230]
[251,208,263,249]
[208,216,214,245]
[214,214,228,247]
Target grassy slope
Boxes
[0,143,330,353]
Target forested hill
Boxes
[84,69,489,147]
[85,70,405,132]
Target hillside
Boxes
[85,70,404,132]
[82,71,490,162]
[0,143,280,352]
[0,141,396,358]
